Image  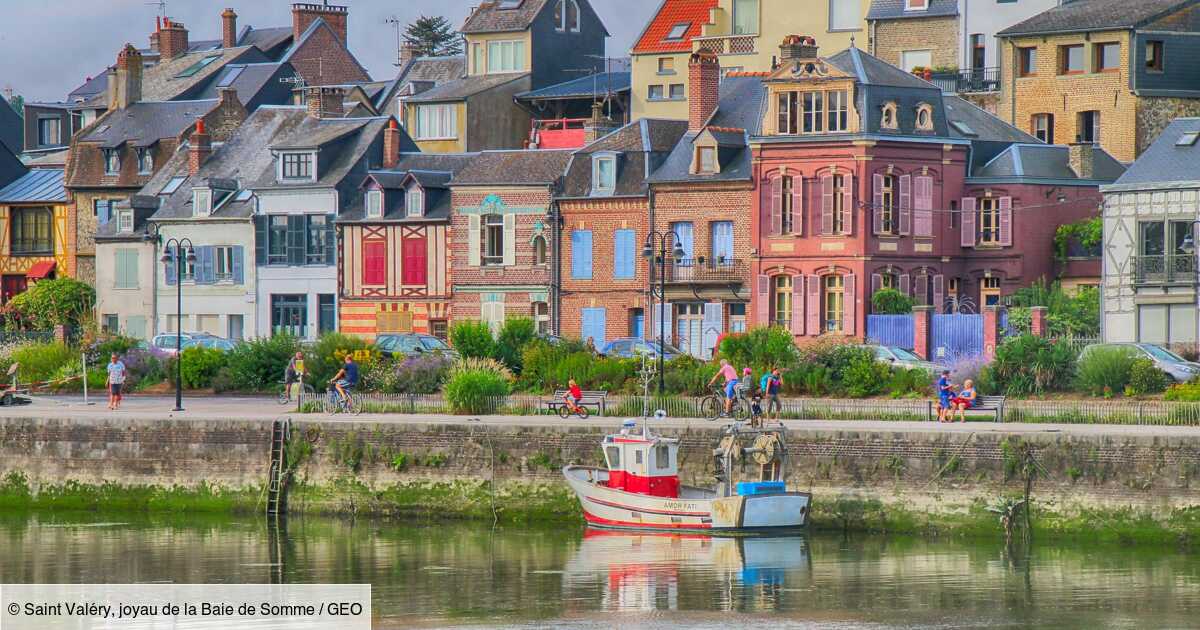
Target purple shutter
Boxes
[806,274,820,334]
[915,175,933,237]
[916,274,929,306]
[791,275,805,335]
[793,176,804,236]
[899,174,912,236]
[900,273,911,296]
[932,274,945,315]
[871,273,882,295]
[844,274,856,335]
[756,275,770,324]
[769,176,782,236]
[840,173,854,235]
[820,175,834,235]
[961,197,977,247]
[999,196,1013,246]
[872,173,884,235]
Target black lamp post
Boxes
[143,224,196,412]
[642,231,686,394]
[1180,222,1200,348]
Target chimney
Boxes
[584,101,619,144]
[189,118,212,176]
[383,118,401,169]
[108,44,144,110]
[150,16,161,52]
[305,86,345,119]
[779,35,820,62]
[689,49,721,133]
[1069,142,1095,179]
[293,2,348,45]
[399,41,421,67]
[221,8,238,49]
[159,18,190,60]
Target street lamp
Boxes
[642,231,686,394]
[143,224,196,412]
[1180,222,1200,352]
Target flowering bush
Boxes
[374,354,454,394]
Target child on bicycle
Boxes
[563,378,584,414]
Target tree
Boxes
[404,15,462,57]
[871,288,915,315]
[2,278,95,332]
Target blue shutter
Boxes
[571,230,593,279]
[232,245,245,285]
[196,246,215,284]
[164,245,176,286]
[670,222,693,259]
[582,307,606,348]
[613,229,635,279]
[711,221,733,262]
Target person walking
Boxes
[760,367,784,421]
[706,359,739,417]
[106,353,127,411]
[936,370,955,423]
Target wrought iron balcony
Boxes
[663,257,745,284]
[692,35,756,56]
[929,67,1000,94]
[1132,254,1197,285]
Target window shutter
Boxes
[232,245,245,285]
[254,215,267,266]
[999,196,1013,246]
[468,214,481,266]
[791,275,805,336]
[793,176,804,236]
[164,245,176,286]
[287,215,304,266]
[840,173,854,235]
[756,274,770,325]
[899,174,912,236]
[915,274,928,306]
[914,175,933,237]
[502,213,516,266]
[702,303,722,359]
[403,237,428,285]
[571,230,592,279]
[653,302,673,343]
[614,229,634,279]
[364,241,386,285]
[932,274,944,314]
[844,274,856,335]
[582,307,607,348]
[820,175,834,235]
[770,176,782,235]
[196,246,213,284]
[871,273,882,296]
[325,214,336,265]
[806,275,820,334]
[900,274,911,296]
[961,197,977,247]
[872,173,884,235]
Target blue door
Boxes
[670,221,694,259]
[582,307,607,348]
[631,309,645,338]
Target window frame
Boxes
[279,151,314,182]
[267,214,289,266]
[1018,46,1038,77]
[664,22,689,41]
[732,0,760,35]
[103,149,120,175]
[832,174,846,234]
[1146,40,1165,73]
[904,0,928,9]
[482,214,505,266]
[117,208,134,234]
[1032,113,1054,144]
[37,117,61,146]
[486,39,526,73]
[979,197,1001,245]
[648,84,665,101]
[880,174,896,234]
[214,245,235,282]
[1094,42,1120,73]
[1058,44,1084,75]
[593,154,617,194]
[657,57,675,75]
[10,206,53,256]
[780,175,794,234]
[823,274,846,334]
[668,83,685,100]
[366,189,383,218]
[554,0,581,33]
[415,103,458,140]
[305,214,328,265]
[137,147,153,175]
[406,186,424,217]
[697,145,717,174]
[1078,110,1100,144]
[771,275,793,329]
[915,104,934,131]
[828,0,862,32]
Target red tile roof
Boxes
[632,0,717,55]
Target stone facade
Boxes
[871,15,960,71]
[1136,96,1200,159]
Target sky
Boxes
[0,0,659,102]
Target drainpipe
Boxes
[1008,39,1017,125]
[550,197,562,336]
[647,186,657,342]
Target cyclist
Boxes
[283,351,305,401]
[562,378,584,415]
[706,359,739,417]
[329,354,359,406]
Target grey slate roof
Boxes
[405,72,529,103]
[190,62,295,105]
[0,99,21,156]
[944,95,1038,144]
[998,0,1196,36]
[96,195,160,242]
[341,153,479,223]
[972,144,1126,182]
[1108,118,1200,188]
[516,71,631,100]
[251,113,403,191]
[649,75,763,184]
[560,118,689,198]
[80,100,218,148]
[452,149,573,186]
[237,26,294,57]
[826,47,940,91]
[867,0,959,20]
[0,168,66,203]
[462,0,550,33]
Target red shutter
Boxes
[900,274,911,296]
[844,274,856,335]
[914,175,933,237]
[872,173,884,235]
[363,240,387,286]
[769,176,782,235]
[792,176,804,236]
[999,196,1013,246]
[899,174,912,236]
[756,274,770,324]
[806,275,820,334]
[402,237,427,285]
[932,274,945,314]
[791,275,805,335]
[961,197,977,247]
[820,175,834,235]
[840,173,854,235]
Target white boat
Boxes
[563,420,810,533]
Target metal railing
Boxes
[664,257,745,284]
[929,67,1000,94]
[692,35,757,56]
[1132,254,1196,285]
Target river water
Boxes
[2,511,1198,629]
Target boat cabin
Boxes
[602,434,680,498]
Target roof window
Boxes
[1176,131,1200,147]
[175,55,221,78]
[665,23,690,41]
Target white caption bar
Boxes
[1,584,370,629]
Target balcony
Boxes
[692,35,757,56]
[1132,254,1196,285]
[530,118,587,150]
[663,257,746,284]
[928,67,1000,94]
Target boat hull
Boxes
[564,466,810,533]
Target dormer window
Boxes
[366,189,383,218]
[593,154,616,195]
[696,145,717,174]
[103,149,120,175]
[915,103,934,131]
[881,102,898,130]
[137,148,153,174]
[554,0,580,32]
[193,188,212,217]
[279,151,314,181]
[904,0,928,10]
[117,208,134,233]
[406,186,424,217]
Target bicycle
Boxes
[701,383,748,422]
[326,385,361,415]
[557,398,590,419]
[277,380,315,405]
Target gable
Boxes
[285,22,370,85]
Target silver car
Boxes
[1080,343,1200,383]
[862,344,945,373]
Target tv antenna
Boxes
[146,0,167,18]
[385,16,405,67]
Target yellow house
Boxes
[0,168,75,304]
[630,0,871,120]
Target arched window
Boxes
[915,103,934,131]
[555,0,580,32]
[823,275,845,333]
[881,102,898,130]
[532,235,548,265]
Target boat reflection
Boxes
[563,529,811,612]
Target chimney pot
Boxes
[383,118,401,169]
[110,44,144,109]
[189,118,212,176]
[305,86,345,119]
[688,49,721,133]
[293,2,349,46]
[222,8,238,49]
[159,18,189,59]
[399,41,421,67]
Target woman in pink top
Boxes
[706,359,740,417]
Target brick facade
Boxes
[286,22,370,86]
[872,16,960,71]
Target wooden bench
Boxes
[545,390,609,415]
[931,395,1006,422]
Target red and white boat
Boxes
[563,420,810,532]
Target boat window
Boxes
[635,450,643,465]
[605,446,620,469]
[655,444,671,470]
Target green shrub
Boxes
[450,321,495,359]
[444,366,511,414]
[990,334,1075,397]
[662,355,714,396]
[88,335,141,364]
[305,333,377,387]
[216,334,300,392]
[517,337,588,393]
[179,345,228,389]
[1126,359,1169,396]
[494,317,536,372]
[840,354,889,398]
[887,368,932,398]
[717,326,800,373]
[871,288,914,315]
[1,278,95,332]
[795,365,833,396]
[1074,346,1136,397]
[1166,381,1200,402]
[6,342,73,384]
[1008,279,1100,337]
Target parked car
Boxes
[600,338,683,361]
[1079,343,1200,383]
[861,344,945,373]
[149,332,209,357]
[376,333,458,359]
[183,336,238,352]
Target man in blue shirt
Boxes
[330,354,359,404]
[936,370,954,422]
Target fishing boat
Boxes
[562,418,810,533]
